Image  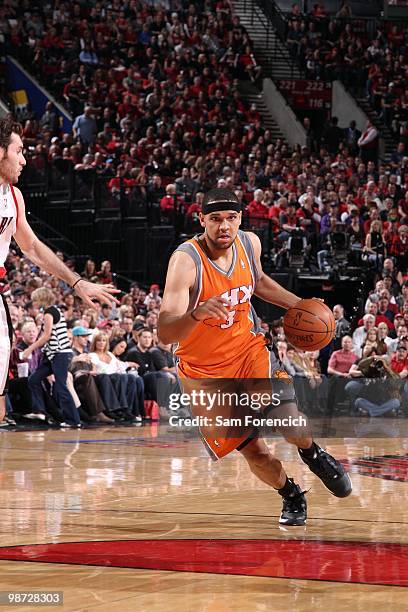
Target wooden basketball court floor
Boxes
[0,423,407,611]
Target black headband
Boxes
[202,200,241,214]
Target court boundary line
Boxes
[2,537,408,548]
[0,507,407,525]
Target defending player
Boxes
[159,187,351,526]
[0,118,119,426]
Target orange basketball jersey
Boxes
[175,230,267,377]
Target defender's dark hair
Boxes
[0,117,23,151]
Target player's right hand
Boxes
[74,279,121,309]
[192,296,232,321]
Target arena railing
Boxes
[252,0,289,46]
[249,0,381,72]
[249,2,376,78]
[242,0,299,78]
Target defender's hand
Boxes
[74,280,120,309]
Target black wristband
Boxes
[72,277,83,289]
[191,308,201,322]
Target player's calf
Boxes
[239,437,284,487]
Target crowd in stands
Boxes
[0,2,405,263]
[271,272,408,418]
[3,0,265,219]
[285,2,408,138]
[0,1,406,426]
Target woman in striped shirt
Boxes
[22,287,80,427]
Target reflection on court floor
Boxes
[0,425,407,611]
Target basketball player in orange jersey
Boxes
[159,188,351,526]
[0,118,119,427]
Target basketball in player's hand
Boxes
[283,298,335,351]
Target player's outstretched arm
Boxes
[247,232,300,310]
[158,251,231,344]
[12,187,120,309]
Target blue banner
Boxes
[5,56,72,132]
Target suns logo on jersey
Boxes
[220,285,253,306]
[201,284,254,330]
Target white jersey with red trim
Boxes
[0,184,17,269]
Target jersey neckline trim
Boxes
[193,234,237,278]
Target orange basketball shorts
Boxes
[177,344,296,460]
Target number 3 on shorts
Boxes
[221,310,236,329]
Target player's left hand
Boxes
[74,280,120,309]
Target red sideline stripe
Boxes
[0,539,407,586]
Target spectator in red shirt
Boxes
[279,202,299,239]
[353,186,366,209]
[247,189,269,218]
[268,196,286,220]
[63,74,85,116]
[377,296,396,324]
[160,184,184,214]
[359,301,394,331]
[245,103,260,125]
[390,225,408,270]
[358,121,379,164]
[96,260,113,285]
[363,205,380,236]
[108,165,135,192]
[296,196,321,234]
[186,191,203,218]
[312,3,327,19]
[239,45,262,82]
[390,345,408,378]
[185,191,204,232]
[328,336,357,378]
